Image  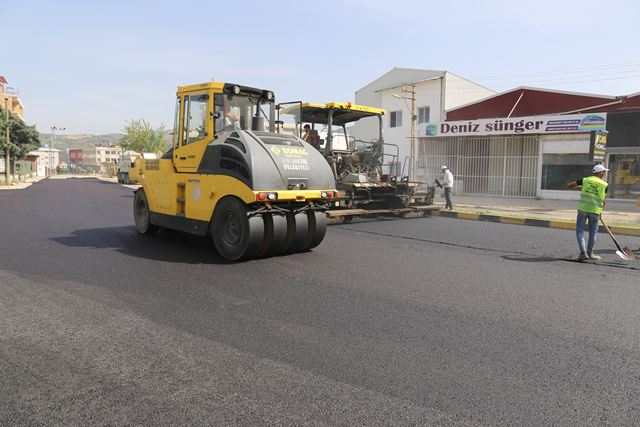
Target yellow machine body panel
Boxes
[134,158,255,221]
[172,86,216,173]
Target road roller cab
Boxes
[132,82,337,261]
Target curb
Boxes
[429,210,640,237]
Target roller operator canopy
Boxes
[177,82,275,100]
[286,102,385,126]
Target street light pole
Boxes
[4,97,9,185]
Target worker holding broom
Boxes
[567,164,609,261]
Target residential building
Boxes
[68,148,84,168]
[0,76,24,120]
[27,147,61,176]
[354,68,495,177]
[82,145,137,172]
[83,145,123,171]
[0,75,25,176]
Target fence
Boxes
[416,136,539,198]
[0,160,35,181]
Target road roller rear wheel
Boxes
[133,189,158,234]
[288,212,310,253]
[246,215,267,259]
[304,211,327,251]
[265,214,290,256]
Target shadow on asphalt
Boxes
[50,226,232,265]
[502,249,622,263]
[328,216,406,226]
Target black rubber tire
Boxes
[265,214,291,256]
[211,197,263,261]
[246,215,267,259]
[288,212,310,253]
[133,189,158,234]
[304,211,327,251]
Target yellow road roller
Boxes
[130,82,337,261]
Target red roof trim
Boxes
[445,87,640,121]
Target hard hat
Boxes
[592,164,609,173]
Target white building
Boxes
[354,68,495,178]
[83,145,134,171]
[84,145,122,166]
[27,147,61,176]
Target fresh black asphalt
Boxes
[1,178,639,425]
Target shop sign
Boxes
[424,113,607,137]
[589,130,608,162]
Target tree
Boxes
[119,119,168,154]
[0,107,40,178]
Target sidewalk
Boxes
[0,175,47,191]
[0,173,116,190]
[431,194,640,237]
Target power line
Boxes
[442,69,640,93]
[487,73,640,91]
[467,60,640,81]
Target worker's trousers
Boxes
[444,187,453,210]
[576,211,599,254]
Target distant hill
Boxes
[39,131,171,162]
[38,133,123,162]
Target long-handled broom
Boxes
[600,216,635,261]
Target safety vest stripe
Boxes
[580,199,604,209]
[581,192,604,201]
[579,200,603,209]
[580,194,604,206]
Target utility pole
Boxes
[4,97,9,185]
[49,126,65,176]
[393,83,418,180]
[409,83,417,182]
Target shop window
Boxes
[390,111,402,128]
[609,154,640,200]
[541,153,592,190]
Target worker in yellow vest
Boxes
[567,164,609,261]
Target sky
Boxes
[3,0,640,135]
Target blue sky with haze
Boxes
[3,0,640,134]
